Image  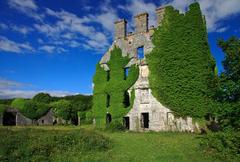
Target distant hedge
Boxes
[146,3,216,117]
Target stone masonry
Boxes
[99,7,197,132]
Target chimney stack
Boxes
[134,13,148,33]
[114,19,127,40]
[156,7,165,27]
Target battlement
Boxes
[114,6,165,40]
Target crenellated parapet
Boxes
[114,7,166,40]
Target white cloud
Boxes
[11,25,34,35]
[118,0,157,28]
[0,36,34,53]
[215,27,228,33]
[8,0,38,11]
[0,78,77,99]
[166,0,240,32]
[0,89,78,99]
[0,78,29,89]
[8,0,44,21]
[39,45,56,53]
[42,8,111,51]
[0,23,8,30]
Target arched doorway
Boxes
[3,112,16,126]
[106,113,112,125]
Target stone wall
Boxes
[126,65,195,132]
[38,109,55,125]
[97,6,199,132]
[16,112,32,126]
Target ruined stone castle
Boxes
[94,7,198,132]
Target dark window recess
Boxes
[141,113,149,128]
[124,68,129,80]
[106,70,110,81]
[106,113,112,125]
[106,94,110,107]
[3,112,16,126]
[137,46,144,59]
[123,91,130,108]
[123,117,130,129]
[42,120,44,124]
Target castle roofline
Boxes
[134,12,148,18]
[156,6,166,11]
[114,19,127,24]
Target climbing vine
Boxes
[146,3,216,117]
[92,47,139,128]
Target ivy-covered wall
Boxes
[146,3,216,118]
[92,47,138,128]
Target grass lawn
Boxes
[0,125,221,162]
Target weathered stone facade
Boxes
[37,109,56,125]
[98,7,197,132]
[0,107,55,126]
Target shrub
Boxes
[0,128,111,162]
[106,120,125,132]
[200,131,240,161]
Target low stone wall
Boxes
[16,112,32,126]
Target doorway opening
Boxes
[106,113,112,125]
[3,112,16,126]
[123,117,130,129]
[141,113,149,128]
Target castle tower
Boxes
[114,19,127,40]
[156,7,165,26]
[134,13,148,33]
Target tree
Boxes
[50,100,72,121]
[216,37,240,102]
[11,98,26,110]
[214,37,240,130]
[32,93,52,103]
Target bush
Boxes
[201,131,240,161]
[0,128,111,162]
[106,120,125,132]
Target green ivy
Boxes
[92,47,139,128]
[11,99,49,120]
[146,3,216,118]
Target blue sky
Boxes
[0,0,240,99]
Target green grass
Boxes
[0,125,221,162]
